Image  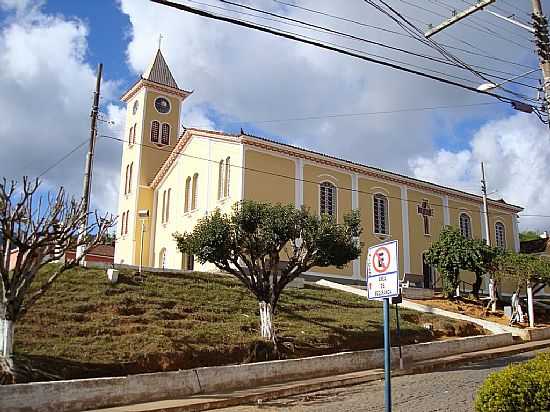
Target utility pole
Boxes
[481,162,491,247]
[531,0,550,113]
[76,63,103,262]
[424,1,550,117]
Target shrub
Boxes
[475,352,550,412]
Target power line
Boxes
[494,0,532,21]
[192,101,501,126]
[214,0,539,91]
[396,0,529,49]
[270,0,537,72]
[150,0,534,108]
[436,0,533,43]
[99,132,524,218]
[37,139,89,179]
[363,0,539,102]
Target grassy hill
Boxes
[14,266,483,380]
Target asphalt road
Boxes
[218,349,548,412]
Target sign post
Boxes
[367,240,399,412]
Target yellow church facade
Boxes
[114,50,523,294]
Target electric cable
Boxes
[150,0,534,108]
[269,0,537,71]
[34,139,89,179]
[99,132,526,218]
[205,102,500,125]
[212,0,539,91]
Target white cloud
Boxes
[0,1,121,214]
[410,113,550,231]
[120,0,518,173]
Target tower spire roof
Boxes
[143,48,179,89]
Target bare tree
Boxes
[0,177,115,362]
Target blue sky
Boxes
[0,0,549,229]
[42,0,132,87]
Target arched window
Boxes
[151,121,160,143]
[131,123,137,144]
[459,213,472,238]
[224,157,231,197]
[165,188,171,222]
[218,160,224,200]
[120,211,126,235]
[161,190,166,224]
[128,125,133,146]
[373,194,389,234]
[125,210,129,235]
[319,181,336,218]
[495,222,506,249]
[124,164,129,195]
[159,248,167,269]
[184,176,191,212]
[128,162,133,194]
[161,123,170,145]
[191,173,199,210]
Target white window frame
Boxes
[495,221,506,249]
[459,212,472,239]
[319,181,337,219]
[373,193,389,235]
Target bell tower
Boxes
[114,48,192,265]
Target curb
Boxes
[89,340,550,412]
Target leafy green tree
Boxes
[495,251,550,288]
[519,230,542,242]
[174,200,362,343]
[467,239,504,299]
[424,226,478,298]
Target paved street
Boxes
[218,349,548,412]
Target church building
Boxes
[114,49,523,294]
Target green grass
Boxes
[14,266,484,380]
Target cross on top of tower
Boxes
[158,33,163,50]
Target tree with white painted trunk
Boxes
[0,178,114,364]
[174,200,362,345]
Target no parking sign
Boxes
[367,240,399,300]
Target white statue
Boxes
[485,277,497,313]
[510,290,524,325]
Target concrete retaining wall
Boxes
[0,333,512,412]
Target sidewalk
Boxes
[86,338,550,412]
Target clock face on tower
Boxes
[155,97,171,114]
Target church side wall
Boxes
[241,146,521,292]
[406,189,445,277]
[357,177,404,281]
[243,148,295,203]
[152,135,244,271]
[303,163,353,277]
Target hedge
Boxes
[475,352,550,412]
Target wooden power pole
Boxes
[76,63,103,261]
[531,0,550,113]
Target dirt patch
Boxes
[410,296,550,328]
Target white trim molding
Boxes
[352,173,360,279]
[295,158,304,207]
[400,186,411,274]
[512,214,520,252]
[443,195,450,226]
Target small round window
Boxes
[155,97,171,114]
[132,100,139,115]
